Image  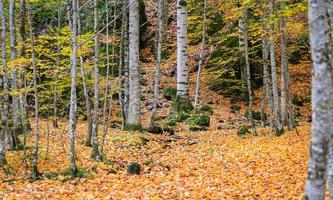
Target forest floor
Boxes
[0,116,310,199]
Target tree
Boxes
[268,0,283,134]
[242,6,256,135]
[176,0,189,98]
[149,0,165,128]
[68,0,79,175]
[9,0,22,147]
[126,0,141,129]
[119,0,129,129]
[0,0,9,162]
[91,0,101,159]
[279,2,295,130]
[194,0,207,112]
[304,0,333,198]
[27,2,40,180]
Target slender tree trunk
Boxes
[269,0,283,134]
[18,0,28,164]
[304,0,332,198]
[0,0,10,162]
[126,0,141,128]
[238,11,246,82]
[118,0,129,129]
[53,2,61,128]
[80,57,93,146]
[243,7,256,135]
[176,0,189,98]
[27,4,40,180]
[280,11,287,127]
[101,0,116,155]
[91,0,101,159]
[68,0,79,175]
[149,0,165,128]
[260,14,270,127]
[194,0,207,112]
[9,0,22,148]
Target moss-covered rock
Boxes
[124,123,143,132]
[172,96,194,113]
[163,87,177,100]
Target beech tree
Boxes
[126,0,141,129]
[69,0,79,174]
[304,0,333,198]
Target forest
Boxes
[0,0,331,199]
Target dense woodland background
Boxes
[0,0,326,199]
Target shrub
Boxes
[172,96,194,113]
[163,87,177,100]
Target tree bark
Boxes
[176,0,189,98]
[149,0,165,128]
[243,7,256,135]
[27,3,40,180]
[91,0,101,159]
[0,0,10,160]
[80,57,93,147]
[194,0,207,112]
[68,0,79,175]
[118,0,128,129]
[126,0,141,127]
[9,0,22,146]
[269,0,283,134]
[304,0,333,198]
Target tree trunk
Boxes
[176,0,189,98]
[260,13,270,128]
[118,0,128,129]
[91,0,101,159]
[9,0,22,148]
[304,0,332,198]
[126,0,141,128]
[243,7,256,135]
[0,0,11,158]
[53,3,61,128]
[68,0,79,175]
[27,3,40,180]
[194,0,207,112]
[269,0,283,134]
[80,57,93,147]
[280,12,287,127]
[149,0,165,128]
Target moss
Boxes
[237,125,249,136]
[127,162,141,175]
[124,123,143,132]
[199,105,213,115]
[162,126,175,135]
[163,87,177,101]
[172,96,194,113]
